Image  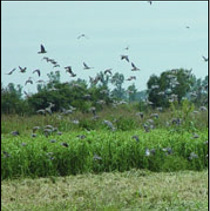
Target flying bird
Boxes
[104,68,112,75]
[36,79,45,83]
[53,64,60,68]
[202,55,208,62]
[83,62,93,69]
[19,66,27,73]
[6,68,16,75]
[124,46,129,50]
[33,69,41,77]
[126,76,136,81]
[38,44,47,54]
[65,66,77,77]
[77,34,89,39]
[131,62,140,71]
[147,1,152,5]
[25,77,33,85]
[186,26,190,29]
[121,55,129,62]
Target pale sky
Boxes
[2,1,208,94]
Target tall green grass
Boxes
[1,129,208,180]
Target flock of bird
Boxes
[5,38,144,99]
[4,1,208,161]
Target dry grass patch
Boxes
[2,170,208,211]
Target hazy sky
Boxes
[2,1,208,94]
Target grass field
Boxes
[1,106,209,210]
[2,170,208,211]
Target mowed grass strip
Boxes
[1,170,208,211]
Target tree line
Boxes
[1,68,208,115]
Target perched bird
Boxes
[6,68,16,75]
[131,62,140,71]
[61,142,69,147]
[192,133,199,139]
[50,139,57,143]
[83,62,93,69]
[38,44,47,54]
[32,126,40,133]
[121,55,129,62]
[33,69,41,77]
[3,151,11,158]
[202,55,208,62]
[145,148,151,156]
[136,112,144,119]
[19,66,27,73]
[132,135,140,142]
[188,152,198,160]
[93,154,102,160]
[11,131,20,136]
[162,147,172,155]
[103,120,116,131]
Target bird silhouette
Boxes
[53,64,60,68]
[33,69,41,77]
[126,76,136,81]
[77,34,89,39]
[104,68,112,75]
[65,66,77,77]
[38,44,47,54]
[186,26,190,29]
[202,56,208,62]
[6,68,16,75]
[131,62,140,71]
[19,66,27,73]
[121,55,129,62]
[25,77,33,85]
[147,1,152,5]
[124,46,129,50]
[83,62,93,69]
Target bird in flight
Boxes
[33,69,41,77]
[25,77,33,85]
[147,1,152,5]
[121,55,129,62]
[131,62,140,71]
[19,66,27,73]
[6,68,16,75]
[126,76,136,81]
[53,64,60,68]
[65,66,77,77]
[124,46,129,50]
[38,44,47,54]
[77,34,89,39]
[202,55,208,62]
[104,68,112,75]
[186,26,190,29]
[83,62,93,69]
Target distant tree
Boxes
[147,68,194,108]
[1,83,29,114]
[127,83,137,102]
[111,72,126,99]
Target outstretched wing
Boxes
[83,62,89,69]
